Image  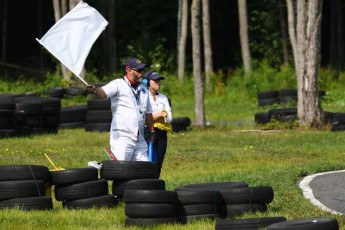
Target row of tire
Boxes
[0,164,339,229]
[254,108,345,131]
[0,93,192,136]
[257,89,326,107]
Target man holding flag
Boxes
[86,58,155,161]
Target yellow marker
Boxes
[44,153,65,171]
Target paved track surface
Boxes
[299,170,345,215]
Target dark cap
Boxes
[148,72,165,80]
[125,58,147,70]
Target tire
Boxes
[220,203,267,218]
[215,216,287,229]
[65,87,87,96]
[174,182,248,191]
[100,161,158,180]
[177,204,219,216]
[51,167,99,185]
[123,190,178,204]
[255,112,269,124]
[0,180,45,199]
[86,110,112,123]
[268,108,297,122]
[0,197,53,211]
[0,165,51,182]
[54,179,108,201]
[112,179,165,199]
[267,217,339,230]
[171,117,191,132]
[62,195,118,209]
[257,90,280,106]
[219,186,274,204]
[60,105,87,123]
[125,203,177,218]
[176,190,222,205]
[87,98,111,110]
[280,89,297,103]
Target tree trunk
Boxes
[238,0,251,73]
[329,0,337,70]
[279,0,289,65]
[336,0,344,71]
[296,0,323,128]
[202,0,213,88]
[178,0,188,82]
[0,0,8,61]
[191,0,205,127]
[286,0,298,70]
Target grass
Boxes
[1,128,345,229]
[2,65,345,228]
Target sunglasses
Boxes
[132,68,145,73]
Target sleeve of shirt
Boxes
[146,92,153,114]
[102,79,119,98]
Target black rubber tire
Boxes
[215,216,287,229]
[123,189,178,204]
[125,203,177,218]
[0,180,45,199]
[267,217,339,230]
[0,165,51,182]
[86,110,112,123]
[65,87,87,96]
[59,121,85,129]
[60,105,87,123]
[255,112,269,124]
[62,195,119,209]
[125,217,186,227]
[220,203,267,218]
[171,117,191,132]
[219,186,274,204]
[0,197,53,211]
[177,203,219,216]
[268,108,297,122]
[54,179,108,201]
[51,167,99,185]
[176,190,222,204]
[174,182,248,191]
[112,179,165,199]
[87,98,111,110]
[100,161,158,180]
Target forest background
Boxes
[1,0,345,123]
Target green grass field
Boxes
[2,68,345,229]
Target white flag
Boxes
[36,1,108,85]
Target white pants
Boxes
[110,135,148,161]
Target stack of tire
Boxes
[257,90,280,107]
[43,87,66,99]
[85,98,111,132]
[14,96,45,135]
[123,189,185,227]
[59,105,88,129]
[175,189,222,221]
[174,182,249,219]
[51,167,117,209]
[0,165,53,211]
[217,186,274,218]
[65,87,88,98]
[331,113,345,131]
[171,117,191,132]
[100,160,158,201]
[39,97,61,133]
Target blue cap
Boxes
[148,72,165,80]
[125,58,147,70]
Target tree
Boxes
[202,0,213,87]
[286,0,298,70]
[191,0,205,127]
[178,0,188,82]
[238,0,251,73]
[296,0,323,128]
